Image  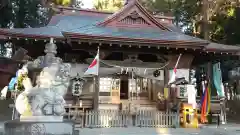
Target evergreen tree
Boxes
[0,0,49,57]
[0,0,49,28]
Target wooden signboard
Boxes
[111,79,120,104]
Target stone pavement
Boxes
[79,128,200,135]
[0,123,4,133]
[79,123,240,135]
[0,121,240,135]
[79,126,240,135]
[200,124,240,134]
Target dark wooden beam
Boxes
[68,38,205,49]
[70,41,203,56]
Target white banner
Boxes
[169,69,190,82]
[187,85,197,109]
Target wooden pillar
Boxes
[148,79,152,101]
[164,68,170,111]
[207,62,212,86]
[207,62,212,123]
[202,0,209,40]
[164,68,169,87]
[93,76,99,110]
[164,68,170,99]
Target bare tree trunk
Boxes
[202,0,209,40]
[71,0,76,7]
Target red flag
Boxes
[168,54,182,85]
[84,48,99,76]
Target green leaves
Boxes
[227,8,235,17]
[0,0,49,28]
[142,0,240,45]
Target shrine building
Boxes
[0,0,240,127]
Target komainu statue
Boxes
[14,38,71,117]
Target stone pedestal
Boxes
[4,116,75,135]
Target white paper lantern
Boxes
[72,79,84,96]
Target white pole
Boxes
[174,54,182,69]
[50,38,54,44]
[132,68,134,100]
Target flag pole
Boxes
[93,47,100,110]
[168,53,182,85]
[174,54,182,69]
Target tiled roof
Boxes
[51,15,105,29]
[164,23,182,33]
[0,13,204,44]
[0,0,207,45]
[205,43,240,52]
[0,15,105,38]
[0,26,62,37]
[63,25,207,43]
[0,0,199,43]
